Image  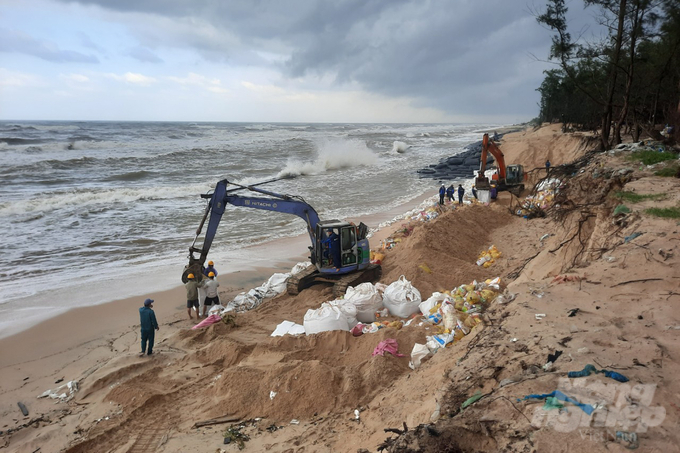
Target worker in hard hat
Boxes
[201,271,220,317]
[203,260,218,277]
[185,273,203,320]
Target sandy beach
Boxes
[2,123,679,453]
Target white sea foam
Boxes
[0,183,213,217]
[276,138,377,178]
[391,141,410,153]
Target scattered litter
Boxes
[372,339,405,358]
[603,255,617,263]
[567,308,580,317]
[535,314,546,320]
[530,289,545,298]
[567,364,629,382]
[518,390,595,415]
[499,376,521,387]
[665,325,680,330]
[547,350,562,364]
[271,320,305,337]
[577,347,590,354]
[269,391,277,400]
[354,409,361,421]
[409,343,431,369]
[616,431,639,450]
[613,205,631,216]
[624,232,643,243]
[551,274,585,284]
[418,263,432,273]
[511,338,517,342]
[476,245,501,268]
[461,391,484,410]
[496,291,517,305]
[539,233,550,242]
[17,402,28,416]
[543,396,565,410]
[290,419,300,425]
[192,313,222,329]
[38,380,78,402]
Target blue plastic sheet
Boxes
[517,390,595,415]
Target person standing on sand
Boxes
[201,272,220,317]
[185,273,202,320]
[203,260,218,277]
[545,159,551,174]
[458,184,465,205]
[139,298,159,356]
[446,184,454,203]
[439,184,446,205]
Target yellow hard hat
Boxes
[208,260,214,265]
[208,272,215,277]
[187,273,195,279]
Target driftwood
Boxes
[192,415,241,429]
[611,278,664,287]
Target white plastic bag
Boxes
[255,273,290,298]
[328,300,359,329]
[344,282,383,322]
[383,275,422,318]
[291,261,312,275]
[419,292,448,316]
[303,303,350,335]
[409,343,431,369]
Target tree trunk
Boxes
[615,1,644,144]
[601,0,628,150]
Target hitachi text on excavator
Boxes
[182,178,382,298]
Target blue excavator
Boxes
[182,178,382,297]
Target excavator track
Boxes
[332,264,382,298]
[287,265,321,296]
[286,264,382,297]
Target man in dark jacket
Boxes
[322,229,341,269]
[139,298,159,356]
[457,184,465,205]
[446,184,454,202]
[439,185,446,205]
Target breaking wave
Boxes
[0,183,212,217]
[392,141,410,153]
[276,138,377,178]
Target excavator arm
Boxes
[184,179,320,281]
[478,133,508,180]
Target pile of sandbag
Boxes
[409,277,503,368]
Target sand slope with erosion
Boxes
[1,124,678,453]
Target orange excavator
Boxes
[474,133,526,196]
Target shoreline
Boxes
[0,188,439,361]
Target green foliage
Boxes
[535,0,680,140]
[615,191,667,203]
[644,207,680,219]
[627,150,678,165]
[654,166,679,177]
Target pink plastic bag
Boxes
[192,314,222,330]
[372,338,405,357]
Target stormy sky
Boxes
[0,0,596,123]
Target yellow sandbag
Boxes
[480,290,497,303]
[453,329,465,341]
[465,292,481,304]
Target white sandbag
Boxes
[419,292,448,316]
[227,290,262,312]
[256,272,290,298]
[303,303,350,335]
[383,275,422,318]
[344,282,383,323]
[328,300,359,329]
[291,261,312,275]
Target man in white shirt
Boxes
[201,271,220,317]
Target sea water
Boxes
[0,121,501,337]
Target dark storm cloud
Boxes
[52,0,583,118]
[0,28,99,63]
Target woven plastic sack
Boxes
[383,275,422,318]
[303,303,350,335]
[419,292,448,316]
[344,282,383,323]
[328,300,359,329]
